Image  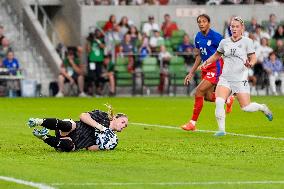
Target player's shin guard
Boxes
[44,137,74,152]
[41,118,72,132]
[215,97,226,132]
[191,96,204,121]
[241,102,263,112]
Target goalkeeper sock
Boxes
[191,96,204,121]
[242,103,264,112]
[44,136,74,152]
[215,97,226,132]
[41,118,72,132]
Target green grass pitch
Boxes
[0,96,283,189]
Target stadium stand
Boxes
[1,0,284,97]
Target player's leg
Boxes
[56,74,65,97]
[204,84,216,102]
[27,118,76,134]
[214,85,231,136]
[181,79,214,131]
[237,93,273,121]
[204,82,235,114]
[77,74,87,97]
[33,130,75,152]
[280,73,284,94]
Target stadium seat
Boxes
[172,30,186,38]
[96,20,107,29]
[115,57,135,94]
[170,37,183,50]
[261,20,269,30]
[141,57,160,95]
[168,56,188,95]
[269,38,277,50]
[164,39,172,48]
[244,20,250,29]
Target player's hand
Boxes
[244,59,252,68]
[197,64,203,70]
[184,73,193,85]
[198,60,209,71]
[95,123,105,131]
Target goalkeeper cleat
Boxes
[181,122,196,131]
[27,118,43,128]
[32,128,49,140]
[262,104,273,121]
[214,131,226,137]
[225,96,235,114]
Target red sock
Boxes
[210,92,216,102]
[191,96,204,121]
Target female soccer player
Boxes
[200,16,273,136]
[27,106,128,151]
[181,14,234,131]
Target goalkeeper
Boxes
[26,106,128,152]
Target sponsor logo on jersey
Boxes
[207,40,211,46]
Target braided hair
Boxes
[105,103,128,120]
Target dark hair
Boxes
[118,16,129,28]
[109,14,116,22]
[197,14,210,23]
[269,51,276,57]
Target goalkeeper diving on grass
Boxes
[26,105,128,152]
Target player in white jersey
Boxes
[200,16,273,136]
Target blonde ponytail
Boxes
[104,103,115,120]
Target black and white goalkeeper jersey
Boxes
[65,110,118,150]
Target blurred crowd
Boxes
[1,9,284,97]
[80,0,284,6]
[0,25,21,97]
[53,12,284,97]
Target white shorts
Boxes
[217,77,250,95]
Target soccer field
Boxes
[0,97,283,189]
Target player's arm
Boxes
[245,53,257,68]
[87,145,100,151]
[200,51,222,69]
[79,113,105,131]
[69,58,84,75]
[184,48,202,85]
[60,63,74,82]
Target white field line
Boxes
[131,122,284,141]
[51,180,284,186]
[0,176,55,189]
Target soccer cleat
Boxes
[55,91,64,97]
[78,92,88,97]
[181,122,196,131]
[27,118,43,128]
[226,96,235,114]
[214,131,226,137]
[32,128,49,140]
[262,104,273,121]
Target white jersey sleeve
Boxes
[217,39,225,54]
